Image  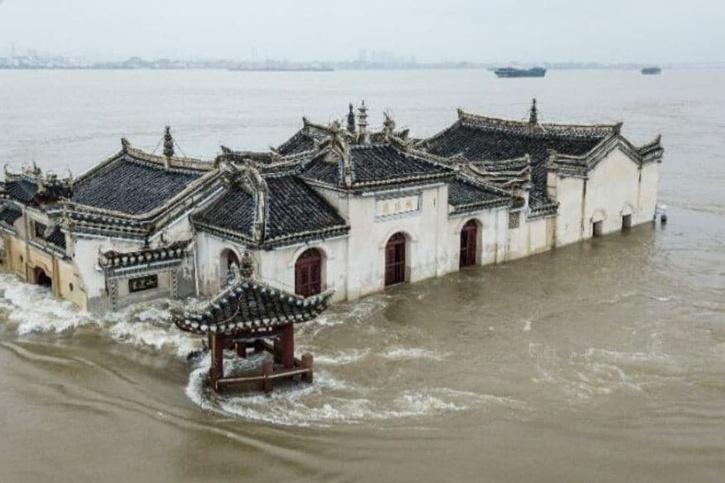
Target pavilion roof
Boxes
[174,278,332,336]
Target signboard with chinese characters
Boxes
[375,194,420,220]
[129,274,159,293]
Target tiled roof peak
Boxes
[456,107,621,139]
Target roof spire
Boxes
[529,98,538,125]
[357,100,369,144]
[347,103,356,134]
[163,126,175,158]
[383,112,396,139]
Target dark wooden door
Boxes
[385,233,406,286]
[459,220,477,268]
[295,249,322,297]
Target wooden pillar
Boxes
[273,337,282,364]
[253,339,265,354]
[280,323,295,369]
[301,353,314,383]
[209,333,225,390]
[235,341,247,358]
[261,359,273,394]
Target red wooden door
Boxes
[459,220,477,268]
[295,249,322,297]
[385,233,406,286]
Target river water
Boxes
[0,69,723,482]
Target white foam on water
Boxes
[528,342,658,400]
[380,347,448,361]
[0,275,97,335]
[650,295,672,302]
[0,274,200,358]
[584,348,683,378]
[103,303,203,358]
[314,349,370,366]
[185,357,478,427]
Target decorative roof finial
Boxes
[163,126,175,158]
[357,100,369,143]
[347,103,356,134]
[383,112,396,139]
[529,98,538,125]
[239,251,255,279]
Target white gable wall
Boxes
[552,175,585,247]
[256,237,349,303]
[584,147,642,237]
[344,184,449,299]
[445,206,508,273]
[636,162,660,225]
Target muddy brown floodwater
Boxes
[0,69,724,482]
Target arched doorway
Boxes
[220,249,241,285]
[295,248,322,297]
[385,232,407,286]
[33,266,52,288]
[459,220,478,268]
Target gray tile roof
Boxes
[193,173,349,247]
[4,179,38,204]
[420,112,611,209]
[174,278,332,336]
[0,204,23,227]
[46,226,66,251]
[302,143,453,189]
[72,154,205,215]
[448,177,510,214]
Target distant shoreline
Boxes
[1,65,724,71]
[1,57,724,72]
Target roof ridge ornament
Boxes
[121,138,131,152]
[529,98,538,125]
[163,126,175,167]
[383,112,396,140]
[347,103,356,133]
[319,121,353,187]
[357,100,370,144]
[239,251,255,279]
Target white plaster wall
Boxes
[636,162,661,225]
[445,206,507,273]
[584,148,642,237]
[506,215,554,261]
[256,237,349,302]
[152,212,194,242]
[72,237,144,300]
[552,147,660,243]
[194,231,248,296]
[345,184,449,299]
[553,176,585,247]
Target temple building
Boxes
[0,101,664,314]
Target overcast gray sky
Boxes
[0,0,722,63]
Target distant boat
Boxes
[641,67,662,75]
[494,67,546,78]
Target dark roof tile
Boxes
[193,174,348,247]
[174,278,332,336]
[72,154,205,215]
[302,144,453,189]
[0,204,23,227]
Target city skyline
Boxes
[0,0,723,64]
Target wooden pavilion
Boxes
[173,254,332,393]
